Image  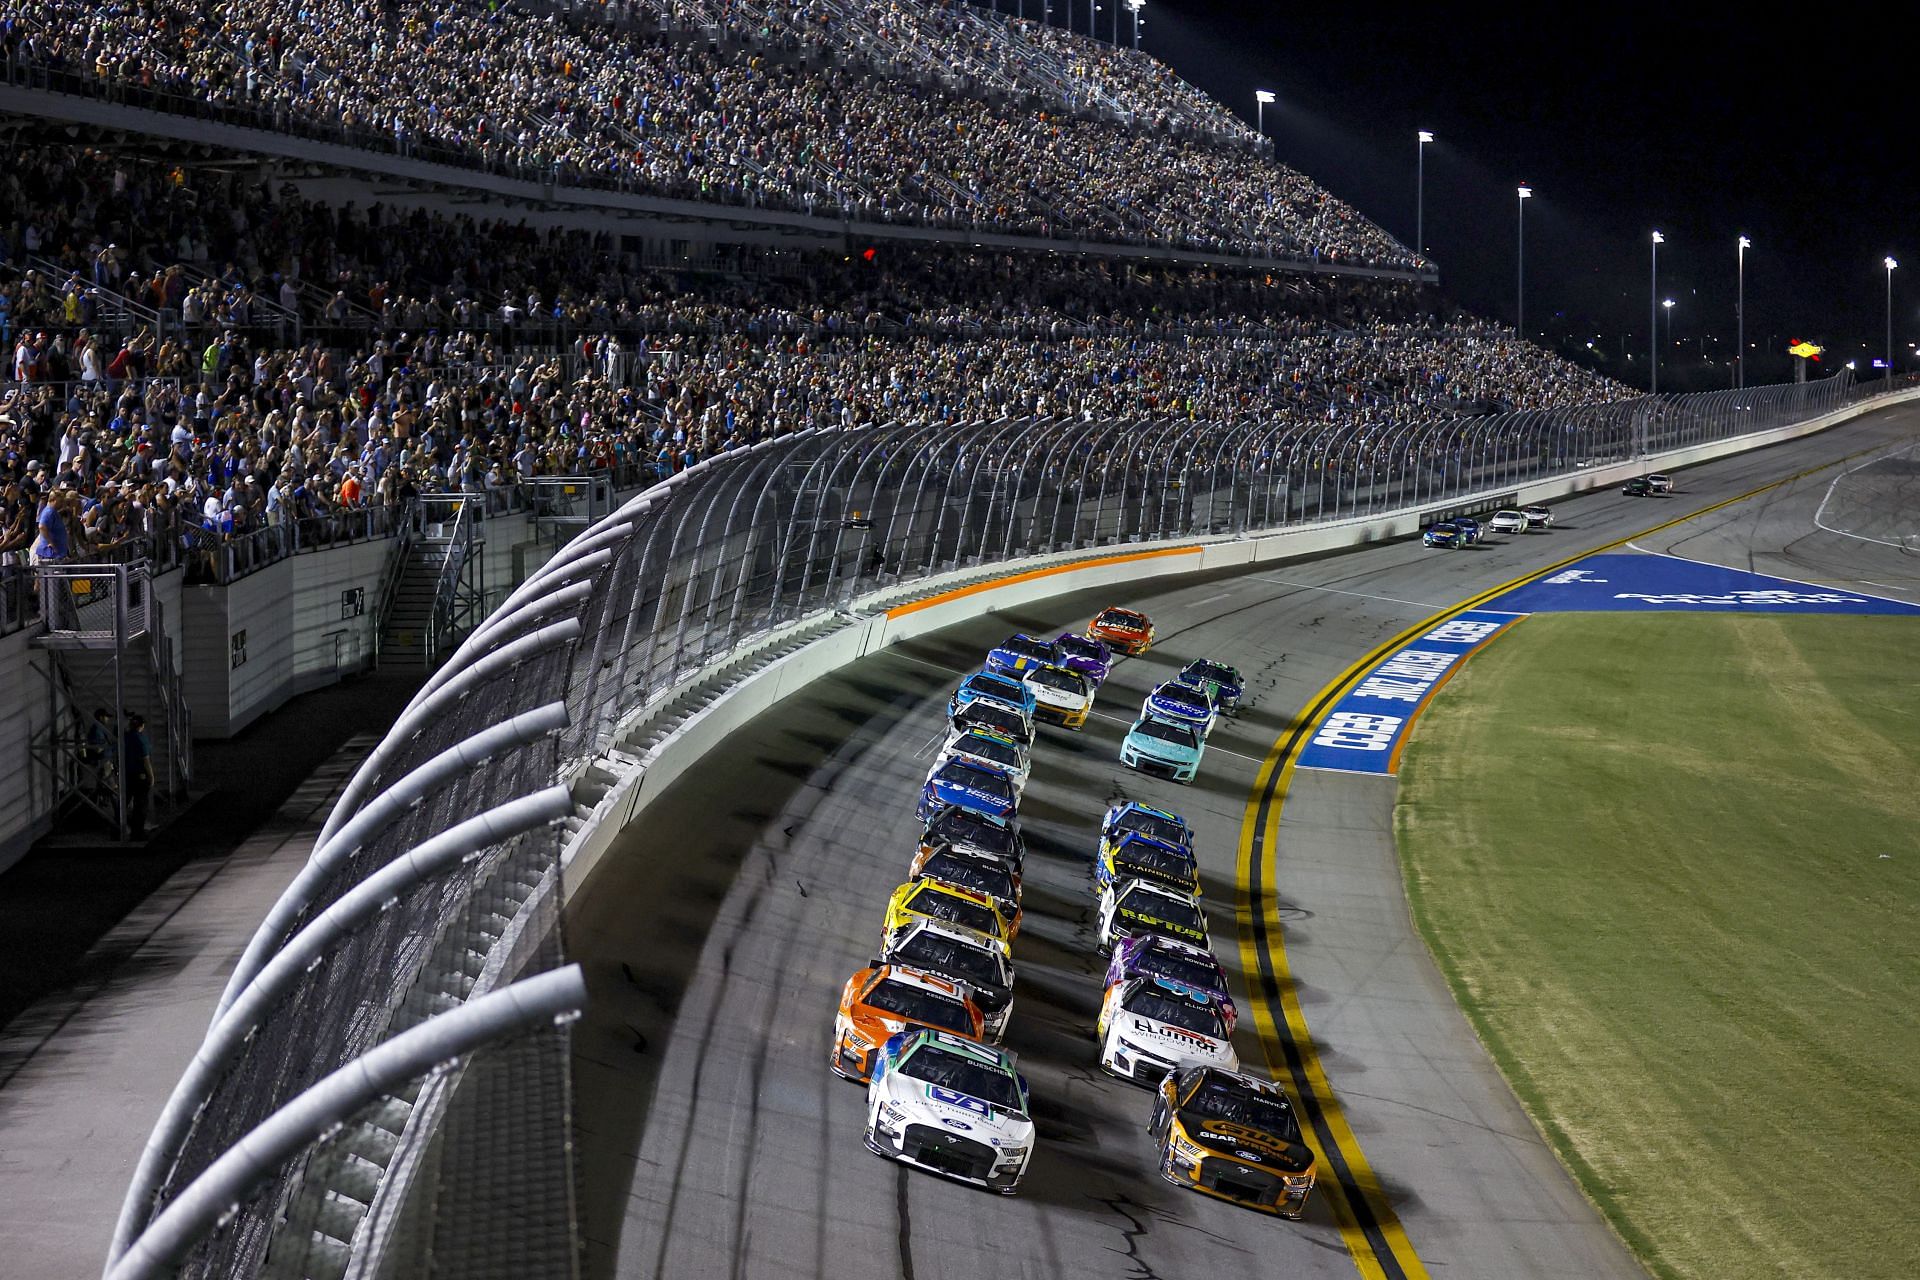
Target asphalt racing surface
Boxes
[566,401,1920,1280]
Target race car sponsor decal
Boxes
[1296,610,1519,776]
[1131,1017,1221,1053]
[1487,554,1920,615]
[926,1084,992,1116]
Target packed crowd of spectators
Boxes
[1,137,1626,624]
[0,0,1416,267]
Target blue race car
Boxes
[1053,632,1113,685]
[1176,659,1244,716]
[1100,801,1193,856]
[1422,522,1463,548]
[1452,515,1482,545]
[1120,716,1205,783]
[1095,831,1201,897]
[949,669,1038,724]
[916,758,1019,824]
[1142,680,1217,738]
[985,634,1062,678]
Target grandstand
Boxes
[0,5,1712,1277]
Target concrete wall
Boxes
[559,388,1920,897]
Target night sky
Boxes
[1034,2,1914,391]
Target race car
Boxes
[910,844,1023,939]
[1120,716,1205,783]
[1096,877,1210,955]
[1088,606,1155,656]
[950,698,1035,750]
[881,917,1016,1040]
[1422,521,1464,548]
[1142,680,1217,738]
[865,1028,1033,1193]
[1098,976,1238,1084]
[1521,504,1555,528]
[1452,515,1482,545]
[1094,831,1202,898]
[1053,632,1113,684]
[1101,801,1193,855]
[937,726,1031,798]
[918,806,1026,873]
[1149,1066,1317,1217]
[1105,935,1238,1034]
[1622,476,1654,496]
[1177,659,1244,716]
[1023,663,1094,730]
[984,633,1061,678]
[1488,509,1529,534]
[1647,472,1674,493]
[916,757,1018,824]
[831,964,984,1082]
[948,669,1037,726]
[882,878,1012,948]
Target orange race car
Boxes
[1088,606,1155,656]
[830,964,986,1082]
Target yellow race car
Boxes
[880,879,1012,949]
[1148,1065,1317,1218]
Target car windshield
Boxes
[1431,523,1457,533]
[968,675,1027,702]
[926,810,1018,858]
[1185,662,1237,685]
[891,931,1007,991]
[921,853,1015,903]
[1001,637,1056,661]
[1135,719,1198,747]
[1182,1078,1300,1137]
[956,703,1031,743]
[898,1045,1023,1112]
[910,886,1001,936]
[935,762,1015,804]
[1123,987,1225,1037]
[1154,686,1208,712]
[953,735,1022,770]
[1120,885,1204,933]
[1134,946,1226,993]
[864,978,976,1037]
[1114,840,1196,883]
[1098,610,1145,629]
[1028,666,1087,695]
[1058,635,1105,661]
[1112,809,1188,845]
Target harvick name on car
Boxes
[1149,1067,1317,1217]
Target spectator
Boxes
[122,712,153,839]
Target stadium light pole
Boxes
[1663,298,1675,359]
[1886,256,1899,384]
[1255,89,1275,145]
[1127,0,1142,49]
[1515,185,1531,337]
[1650,230,1664,394]
[1416,131,1432,258]
[1736,235,1750,388]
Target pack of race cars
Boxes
[833,606,1318,1218]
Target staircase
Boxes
[378,498,485,668]
[376,540,446,666]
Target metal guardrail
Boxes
[107,370,1900,1277]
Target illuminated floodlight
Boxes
[1255,90,1276,104]
[1418,130,1434,143]
[1652,230,1664,244]
[1516,184,1531,199]
[1887,256,1900,271]
[1663,298,1675,309]
[1738,235,1751,250]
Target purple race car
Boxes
[1053,632,1113,685]
[1103,935,1238,1034]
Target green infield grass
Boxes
[1396,612,1920,1280]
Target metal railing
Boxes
[107,368,1904,1277]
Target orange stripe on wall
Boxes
[884,545,1203,620]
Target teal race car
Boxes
[1119,715,1205,784]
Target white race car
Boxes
[865,1028,1034,1193]
[1521,504,1555,529]
[1023,662,1094,730]
[936,726,1031,798]
[1096,877,1211,955]
[1647,473,1674,493]
[1488,509,1529,534]
[1098,976,1239,1085]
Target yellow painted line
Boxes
[884,545,1201,619]
[1234,446,1891,1279]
